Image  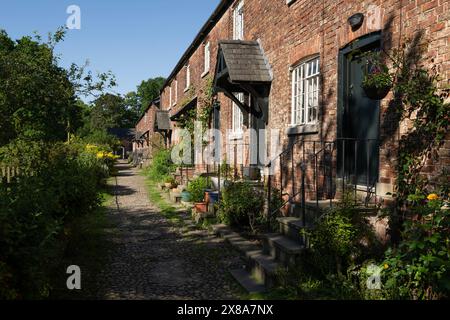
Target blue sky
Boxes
[0,0,220,97]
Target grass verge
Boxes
[48,185,117,300]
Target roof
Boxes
[161,0,234,90]
[108,128,136,140]
[218,40,272,83]
[136,97,161,125]
[155,110,171,131]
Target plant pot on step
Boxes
[362,84,391,100]
[181,191,192,202]
[194,202,208,213]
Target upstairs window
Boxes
[174,80,178,105]
[185,65,191,90]
[233,1,244,40]
[169,86,172,107]
[204,42,211,74]
[291,57,320,125]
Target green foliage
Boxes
[381,196,450,300]
[0,140,109,299]
[217,182,265,232]
[0,30,76,144]
[147,148,176,182]
[80,129,121,149]
[136,77,166,114]
[88,93,133,130]
[362,52,393,90]
[187,177,211,203]
[308,193,381,276]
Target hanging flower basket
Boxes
[362,84,391,100]
[362,56,392,100]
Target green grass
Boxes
[49,185,117,300]
[145,176,184,226]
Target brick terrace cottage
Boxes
[150,0,449,212]
[133,97,171,165]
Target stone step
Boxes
[212,224,281,289]
[277,217,311,245]
[261,233,305,266]
[246,250,280,289]
[229,269,266,294]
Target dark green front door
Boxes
[338,34,380,186]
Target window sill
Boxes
[286,123,319,136]
[201,70,210,78]
[229,131,244,141]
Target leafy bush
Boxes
[308,193,381,276]
[187,176,211,203]
[147,148,176,182]
[381,194,450,300]
[217,182,264,232]
[0,139,112,299]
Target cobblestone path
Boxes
[96,161,244,300]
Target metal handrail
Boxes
[266,137,381,230]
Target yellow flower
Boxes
[96,152,105,159]
[427,194,439,201]
[384,264,389,270]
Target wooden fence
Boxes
[1,166,21,183]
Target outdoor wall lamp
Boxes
[348,13,364,31]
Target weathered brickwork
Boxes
[134,102,160,158]
[158,0,449,198]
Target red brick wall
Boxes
[160,0,450,196]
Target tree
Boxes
[0,29,117,146]
[136,77,165,113]
[0,30,77,145]
[89,93,126,130]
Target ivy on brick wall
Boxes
[371,38,450,209]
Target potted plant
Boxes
[362,53,392,100]
[164,176,177,189]
[181,190,192,202]
[187,176,211,212]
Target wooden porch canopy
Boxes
[213,40,272,122]
[154,110,172,132]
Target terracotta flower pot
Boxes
[194,202,208,213]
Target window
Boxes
[203,42,211,75]
[169,86,172,107]
[184,65,191,91]
[232,93,244,133]
[174,80,178,105]
[291,57,320,125]
[233,1,244,40]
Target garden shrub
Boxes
[217,181,265,232]
[0,139,113,299]
[147,148,176,182]
[187,176,211,203]
[380,193,450,300]
[308,193,382,277]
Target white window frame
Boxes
[185,65,191,91]
[291,56,320,126]
[174,80,178,105]
[233,1,244,40]
[203,42,211,76]
[232,93,244,134]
